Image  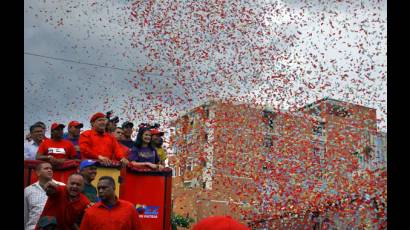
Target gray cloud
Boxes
[24,0,387,137]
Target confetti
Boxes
[25,0,386,228]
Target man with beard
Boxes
[37,173,90,230]
[79,160,98,203]
[79,176,141,230]
[24,162,65,230]
[79,112,129,167]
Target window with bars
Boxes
[312,122,325,136]
[328,104,351,117]
[186,157,195,172]
[263,135,273,148]
[262,110,275,129]
[205,108,209,119]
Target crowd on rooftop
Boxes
[24,111,172,230]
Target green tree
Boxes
[171,213,195,229]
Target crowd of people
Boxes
[24,111,168,168]
[24,111,169,230]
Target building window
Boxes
[170,166,176,177]
[183,181,192,188]
[263,136,273,148]
[262,110,275,129]
[186,157,194,171]
[262,164,268,172]
[189,116,195,126]
[186,164,192,171]
[313,145,325,158]
[312,106,321,116]
[172,144,178,155]
[175,124,181,133]
[313,122,325,136]
[268,118,274,129]
[329,104,350,117]
[185,133,193,144]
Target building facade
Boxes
[168,98,386,226]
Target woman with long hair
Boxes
[128,126,161,170]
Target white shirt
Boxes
[24,141,40,160]
[24,180,65,230]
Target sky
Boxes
[24,0,387,137]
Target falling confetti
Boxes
[25,0,386,228]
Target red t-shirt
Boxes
[120,144,131,159]
[79,129,125,160]
[37,139,77,159]
[80,199,141,230]
[38,186,90,230]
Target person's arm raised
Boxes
[44,181,59,196]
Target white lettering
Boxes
[138,215,158,219]
[48,148,66,155]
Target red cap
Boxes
[50,123,65,131]
[68,121,84,128]
[192,216,250,230]
[90,112,106,123]
[151,129,164,136]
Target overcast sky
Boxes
[24,0,386,137]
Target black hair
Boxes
[34,121,46,128]
[30,123,45,133]
[99,176,115,189]
[135,127,155,150]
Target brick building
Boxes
[168,98,385,225]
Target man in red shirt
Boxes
[37,173,91,230]
[80,176,141,230]
[79,112,129,166]
[64,121,84,159]
[36,123,77,165]
[113,127,131,159]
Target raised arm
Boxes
[44,181,59,196]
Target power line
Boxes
[24,51,140,73]
[24,51,207,86]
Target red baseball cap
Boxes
[151,129,164,136]
[192,216,250,230]
[90,112,106,123]
[68,121,84,128]
[50,123,65,131]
